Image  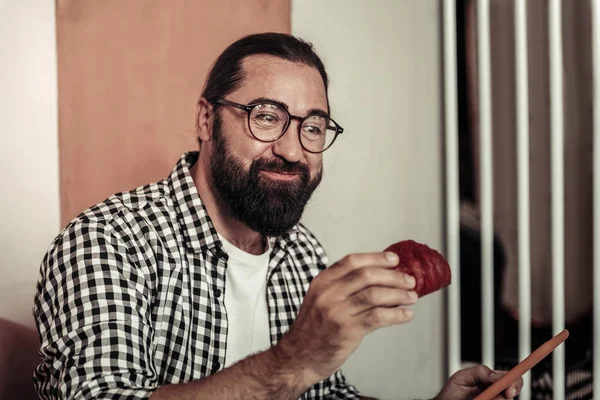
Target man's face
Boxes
[208,55,327,237]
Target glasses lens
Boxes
[249,103,288,141]
[300,116,337,152]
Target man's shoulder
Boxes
[39,179,179,295]
[73,179,170,226]
[53,179,175,250]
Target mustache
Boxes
[253,158,310,175]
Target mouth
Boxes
[259,169,301,181]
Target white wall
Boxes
[0,1,60,327]
[293,1,446,399]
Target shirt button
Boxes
[214,288,222,298]
[212,361,221,373]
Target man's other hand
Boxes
[434,365,523,400]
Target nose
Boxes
[271,119,303,163]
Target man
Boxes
[33,33,522,399]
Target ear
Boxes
[196,97,214,142]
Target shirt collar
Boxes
[169,152,299,254]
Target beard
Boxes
[209,114,323,237]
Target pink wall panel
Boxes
[57,0,290,226]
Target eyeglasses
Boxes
[213,98,344,153]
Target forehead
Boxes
[232,55,328,114]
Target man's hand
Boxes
[274,252,418,386]
[434,365,523,400]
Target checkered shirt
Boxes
[33,152,361,399]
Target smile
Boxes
[259,170,301,180]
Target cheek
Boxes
[222,128,269,164]
[219,112,254,145]
[251,141,278,161]
[307,155,323,178]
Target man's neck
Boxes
[190,150,267,255]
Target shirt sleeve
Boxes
[33,218,158,400]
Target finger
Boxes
[349,287,418,315]
[502,377,523,398]
[453,365,494,387]
[490,391,517,400]
[326,252,401,280]
[480,370,507,385]
[356,306,414,332]
[341,267,416,297]
[482,370,521,399]
[483,370,520,387]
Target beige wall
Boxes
[294,1,446,398]
[57,0,290,227]
[0,1,60,327]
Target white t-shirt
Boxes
[218,234,272,368]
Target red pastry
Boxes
[384,240,452,297]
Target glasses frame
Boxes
[213,98,344,153]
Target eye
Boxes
[255,113,279,124]
[250,103,286,129]
[301,116,327,141]
[302,124,323,137]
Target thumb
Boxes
[453,365,495,387]
[480,370,509,386]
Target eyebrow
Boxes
[248,97,330,118]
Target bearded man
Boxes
[33,32,522,400]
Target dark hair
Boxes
[201,32,329,107]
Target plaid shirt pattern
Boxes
[33,152,361,399]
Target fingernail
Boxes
[408,291,418,300]
[385,252,399,263]
[406,274,416,287]
[404,309,414,318]
[508,387,516,397]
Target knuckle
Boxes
[364,287,378,303]
[366,309,383,327]
[399,307,413,322]
[357,287,377,307]
[360,269,376,285]
[344,253,359,266]
[313,293,329,311]
[476,365,492,377]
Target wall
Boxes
[57,0,290,226]
[293,1,446,399]
[0,1,60,327]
